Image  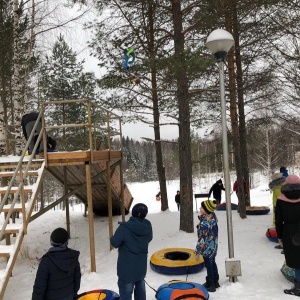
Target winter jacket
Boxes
[195,212,218,258]
[275,184,300,269]
[21,112,39,139]
[110,216,153,282]
[233,179,249,195]
[175,193,180,204]
[208,180,225,201]
[269,175,286,226]
[32,246,81,300]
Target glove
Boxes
[278,239,283,248]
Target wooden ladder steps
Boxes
[0,186,33,194]
[0,245,14,258]
[0,170,39,178]
[2,224,22,234]
[2,204,27,213]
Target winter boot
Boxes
[214,281,220,288]
[202,278,216,293]
[214,275,220,288]
[284,282,300,296]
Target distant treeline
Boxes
[119,120,299,182]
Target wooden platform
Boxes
[41,150,133,216]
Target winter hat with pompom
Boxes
[201,199,217,214]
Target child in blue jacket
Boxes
[195,199,219,292]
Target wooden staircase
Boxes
[0,154,46,299]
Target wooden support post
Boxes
[85,163,96,272]
[64,167,71,236]
[106,161,113,250]
[119,160,125,222]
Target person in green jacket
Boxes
[269,172,286,249]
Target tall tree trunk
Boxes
[171,0,193,233]
[148,0,169,211]
[232,2,251,206]
[12,0,22,155]
[226,0,247,218]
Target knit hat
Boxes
[50,228,69,246]
[285,175,300,185]
[132,203,148,219]
[201,200,217,214]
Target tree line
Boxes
[0,0,300,233]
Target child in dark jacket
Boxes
[32,227,81,300]
[195,199,219,293]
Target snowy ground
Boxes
[2,174,296,299]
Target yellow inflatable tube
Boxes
[150,247,204,275]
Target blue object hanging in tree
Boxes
[122,48,136,70]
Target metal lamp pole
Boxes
[206,29,239,282]
[217,55,234,259]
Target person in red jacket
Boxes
[233,178,249,197]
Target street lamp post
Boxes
[206,29,241,282]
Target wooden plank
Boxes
[0,245,13,258]
[2,204,27,213]
[1,224,22,234]
[0,162,42,170]
[0,186,33,194]
[0,170,39,178]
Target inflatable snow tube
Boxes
[246,206,270,215]
[150,248,204,275]
[266,227,278,243]
[281,261,295,282]
[77,289,120,300]
[216,202,238,211]
[155,280,209,300]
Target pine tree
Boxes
[38,34,99,151]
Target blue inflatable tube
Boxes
[155,280,209,300]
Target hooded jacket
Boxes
[275,182,300,269]
[110,216,153,282]
[32,246,81,300]
[208,180,225,201]
[195,212,218,258]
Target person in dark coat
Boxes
[175,190,180,211]
[32,227,81,300]
[275,175,300,296]
[21,112,43,155]
[280,166,289,178]
[208,179,225,205]
[21,111,57,154]
[111,203,153,300]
